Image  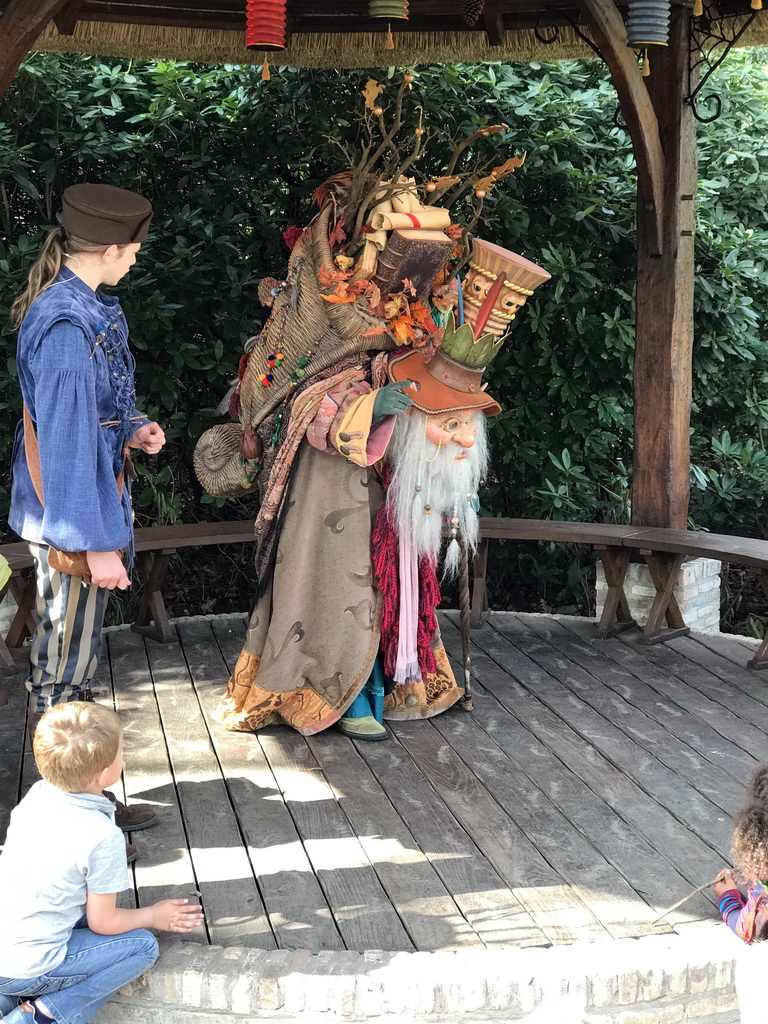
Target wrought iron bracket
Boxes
[534,6,605,58]
[687,2,762,123]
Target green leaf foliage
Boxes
[1,50,768,625]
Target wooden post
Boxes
[0,0,69,98]
[633,10,697,528]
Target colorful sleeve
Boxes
[305,378,393,466]
[329,387,396,467]
[718,888,747,936]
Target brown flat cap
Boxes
[62,183,153,245]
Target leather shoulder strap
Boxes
[23,403,125,507]
[23,404,45,507]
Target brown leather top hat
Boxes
[388,348,501,418]
[62,184,153,244]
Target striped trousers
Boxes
[25,544,110,712]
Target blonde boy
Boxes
[0,703,203,1024]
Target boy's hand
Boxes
[150,898,205,933]
[713,870,739,899]
[130,421,166,455]
[87,551,130,590]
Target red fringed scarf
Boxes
[372,473,441,681]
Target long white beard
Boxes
[384,408,488,578]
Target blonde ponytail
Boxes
[10,227,114,328]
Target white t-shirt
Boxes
[0,780,129,979]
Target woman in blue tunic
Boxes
[9,184,165,832]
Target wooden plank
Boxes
[669,634,768,707]
[439,618,713,925]
[694,630,768,669]
[633,633,768,722]
[560,616,767,767]
[476,518,644,544]
[259,727,415,952]
[642,552,688,634]
[89,635,137,910]
[108,628,207,941]
[143,632,274,948]
[484,0,505,44]
[487,614,737,841]
[576,0,665,255]
[630,7,697,527]
[624,528,768,570]
[392,721,609,944]
[54,0,84,33]
[133,521,254,551]
[525,615,756,786]
[306,729,484,951]
[180,618,343,952]
[0,660,27,845]
[0,0,69,96]
[429,704,665,939]
[458,615,727,883]
[355,737,546,947]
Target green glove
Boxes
[373,380,415,421]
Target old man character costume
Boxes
[194,76,550,738]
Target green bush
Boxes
[1,51,768,627]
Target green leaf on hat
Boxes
[442,314,504,369]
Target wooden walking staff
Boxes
[651,873,727,924]
[458,534,473,711]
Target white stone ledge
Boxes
[91,926,743,1023]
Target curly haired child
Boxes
[714,764,768,1023]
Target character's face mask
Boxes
[424,413,478,459]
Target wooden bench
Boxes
[4,518,768,668]
[0,522,256,650]
[471,519,768,668]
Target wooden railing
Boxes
[3,518,768,669]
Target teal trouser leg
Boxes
[343,656,385,722]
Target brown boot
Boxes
[103,789,158,832]
[126,841,138,865]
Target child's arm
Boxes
[714,870,747,934]
[86,892,204,935]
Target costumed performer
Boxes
[194,72,550,740]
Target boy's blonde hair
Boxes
[34,703,122,793]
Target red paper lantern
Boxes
[246,0,287,51]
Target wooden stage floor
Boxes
[1,611,764,953]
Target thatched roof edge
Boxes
[33,16,768,71]
[34,20,595,66]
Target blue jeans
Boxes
[0,925,158,1024]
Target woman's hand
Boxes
[86,551,130,590]
[130,421,166,455]
[150,898,205,933]
[713,870,739,899]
